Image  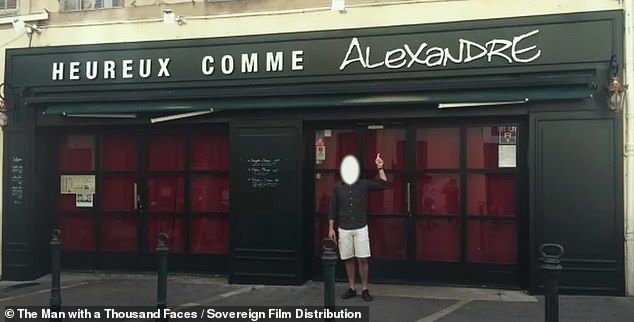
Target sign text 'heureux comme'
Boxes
[49,30,541,81]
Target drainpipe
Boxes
[624,0,634,297]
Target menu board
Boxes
[10,156,24,206]
[247,157,281,189]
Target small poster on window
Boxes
[498,145,517,168]
[76,193,94,208]
[61,175,95,194]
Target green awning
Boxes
[43,101,214,115]
[43,85,593,115]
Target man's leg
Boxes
[357,258,369,291]
[338,228,357,299]
[345,259,357,290]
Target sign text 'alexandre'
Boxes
[48,30,541,82]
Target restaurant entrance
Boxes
[312,119,527,287]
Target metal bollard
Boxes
[540,243,564,322]
[156,233,169,322]
[50,229,62,322]
[322,238,338,322]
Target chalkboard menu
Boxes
[10,156,24,205]
[247,157,281,188]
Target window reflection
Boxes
[417,174,460,215]
[417,128,459,169]
[365,129,406,169]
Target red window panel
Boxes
[314,216,331,256]
[314,173,337,214]
[467,126,518,169]
[58,194,86,211]
[416,219,460,262]
[148,135,185,171]
[147,175,184,212]
[100,214,137,252]
[416,174,460,215]
[190,216,229,254]
[190,175,229,213]
[58,214,95,251]
[368,174,406,214]
[416,128,460,169]
[102,176,136,212]
[147,215,183,253]
[190,133,229,170]
[59,135,95,171]
[365,129,406,169]
[467,220,517,264]
[467,174,516,216]
[367,218,406,260]
[102,136,138,171]
[316,130,359,169]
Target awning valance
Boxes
[43,85,594,116]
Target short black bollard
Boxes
[540,243,564,322]
[156,233,169,322]
[50,229,62,322]
[321,238,337,322]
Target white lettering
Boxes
[339,37,366,70]
[443,42,464,66]
[384,48,406,69]
[463,39,487,63]
[404,43,427,68]
[201,56,215,75]
[486,39,513,63]
[69,62,80,80]
[103,61,116,79]
[221,55,234,74]
[139,59,152,78]
[291,50,304,71]
[241,53,258,73]
[86,61,98,79]
[424,47,444,67]
[338,30,541,71]
[52,62,64,80]
[512,29,541,63]
[266,52,283,72]
[157,58,171,77]
[122,59,134,78]
[365,46,384,69]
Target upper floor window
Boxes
[61,0,123,11]
[0,0,18,11]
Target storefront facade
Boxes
[2,10,625,294]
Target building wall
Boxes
[0,0,627,283]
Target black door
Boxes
[229,120,304,284]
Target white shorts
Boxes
[338,225,371,260]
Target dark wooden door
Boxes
[229,120,304,284]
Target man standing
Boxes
[328,153,388,302]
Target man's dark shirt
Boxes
[328,178,389,230]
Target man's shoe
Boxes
[362,289,373,302]
[341,288,356,299]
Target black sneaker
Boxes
[341,288,356,299]
[362,289,373,302]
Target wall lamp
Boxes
[163,9,186,25]
[12,18,42,34]
[608,56,628,112]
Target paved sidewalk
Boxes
[0,272,632,322]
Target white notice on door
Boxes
[498,145,517,168]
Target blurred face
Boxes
[340,155,360,185]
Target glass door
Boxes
[100,134,141,253]
[312,122,522,285]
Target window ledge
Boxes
[0,12,49,26]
